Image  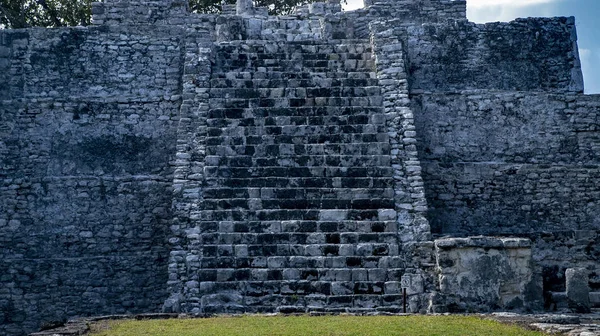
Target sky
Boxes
[343,0,600,94]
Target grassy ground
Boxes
[89,315,545,336]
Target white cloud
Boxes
[467,0,562,23]
[468,0,562,8]
[343,0,364,11]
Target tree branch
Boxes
[35,0,62,26]
[0,3,23,28]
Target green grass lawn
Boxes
[89,315,545,336]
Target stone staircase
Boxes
[179,39,406,313]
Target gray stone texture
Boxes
[434,237,543,313]
[1,19,184,336]
[0,0,598,335]
[566,268,591,313]
[413,93,600,236]
[406,18,583,93]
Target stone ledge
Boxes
[434,236,531,249]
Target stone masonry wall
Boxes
[370,20,436,311]
[0,24,184,335]
[344,0,466,39]
[1,0,599,334]
[412,91,600,292]
[401,15,595,296]
[405,18,583,93]
[412,92,600,234]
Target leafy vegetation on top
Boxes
[0,0,320,29]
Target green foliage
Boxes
[89,315,545,336]
[0,0,319,28]
[189,0,235,14]
[0,0,92,28]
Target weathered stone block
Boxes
[319,210,349,221]
[434,236,542,312]
[566,268,591,313]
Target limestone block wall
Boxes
[412,92,600,233]
[0,24,184,336]
[400,14,596,296]
[1,0,599,333]
[406,18,583,93]
[0,31,27,101]
[412,91,600,291]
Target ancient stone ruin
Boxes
[1,0,599,335]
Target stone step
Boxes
[214,57,374,64]
[205,122,385,132]
[202,178,392,189]
[185,281,405,296]
[202,156,393,164]
[205,123,387,131]
[205,125,385,135]
[200,189,394,201]
[202,169,392,180]
[209,87,382,98]
[199,198,395,209]
[205,125,386,135]
[210,77,379,88]
[208,98,382,109]
[206,110,383,120]
[202,187,394,199]
[192,270,397,283]
[214,47,373,55]
[204,144,390,157]
[204,166,393,178]
[186,219,398,230]
[216,40,373,52]
[206,106,383,117]
[204,154,391,163]
[214,52,373,60]
[190,244,398,258]
[189,220,399,233]
[204,136,389,145]
[216,66,376,73]
[211,71,377,79]
[205,111,382,118]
